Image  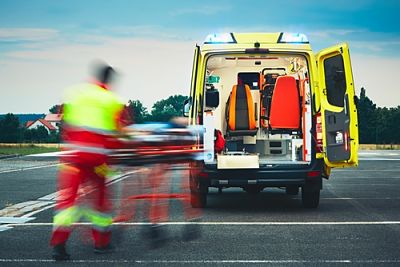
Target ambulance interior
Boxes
[203,54,313,167]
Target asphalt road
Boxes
[0,151,400,266]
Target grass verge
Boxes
[0,145,60,156]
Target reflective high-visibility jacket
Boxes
[62,82,125,162]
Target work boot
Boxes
[52,244,70,261]
[94,243,115,254]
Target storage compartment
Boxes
[217,153,259,169]
[256,140,290,156]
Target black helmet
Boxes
[90,60,116,85]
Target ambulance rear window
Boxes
[324,54,346,108]
[238,72,260,90]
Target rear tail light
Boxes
[315,113,323,153]
[198,172,209,178]
[307,170,321,178]
[344,131,349,151]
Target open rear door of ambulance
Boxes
[188,45,200,125]
[316,43,359,168]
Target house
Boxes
[26,118,57,134]
[25,113,63,133]
[44,113,63,130]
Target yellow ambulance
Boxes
[184,32,358,208]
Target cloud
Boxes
[0,36,195,113]
[1,28,399,113]
[0,28,59,42]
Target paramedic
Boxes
[50,62,126,260]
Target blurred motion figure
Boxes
[50,61,127,260]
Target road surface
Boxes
[0,150,399,266]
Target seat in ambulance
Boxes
[226,84,258,136]
[268,76,301,132]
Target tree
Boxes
[125,100,149,123]
[23,126,49,143]
[376,106,400,144]
[149,95,187,122]
[23,128,33,142]
[0,113,22,143]
[392,107,400,144]
[356,87,400,144]
[357,87,377,144]
[35,126,50,143]
[48,130,61,143]
[49,104,62,114]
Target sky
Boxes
[0,0,399,114]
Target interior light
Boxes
[278,32,309,43]
[204,33,236,44]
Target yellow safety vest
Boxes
[63,83,124,133]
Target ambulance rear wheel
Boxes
[190,192,207,208]
[301,188,320,209]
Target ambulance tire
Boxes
[190,192,207,208]
[301,188,320,209]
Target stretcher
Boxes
[109,123,204,246]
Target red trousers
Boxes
[50,153,112,248]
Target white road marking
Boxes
[0,217,35,223]
[0,226,12,232]
[359,158,400,161]
[0,163,61,174]
[21,203,56,218]
[0,169,142,231]
[26,151,71,157]
[6,221,400,227]
[38,192,58,201]
[358,151,399,154]
[0,217,35,231]
[0,200,53,217]
[0,169,140,216]
[0,259,400,264]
